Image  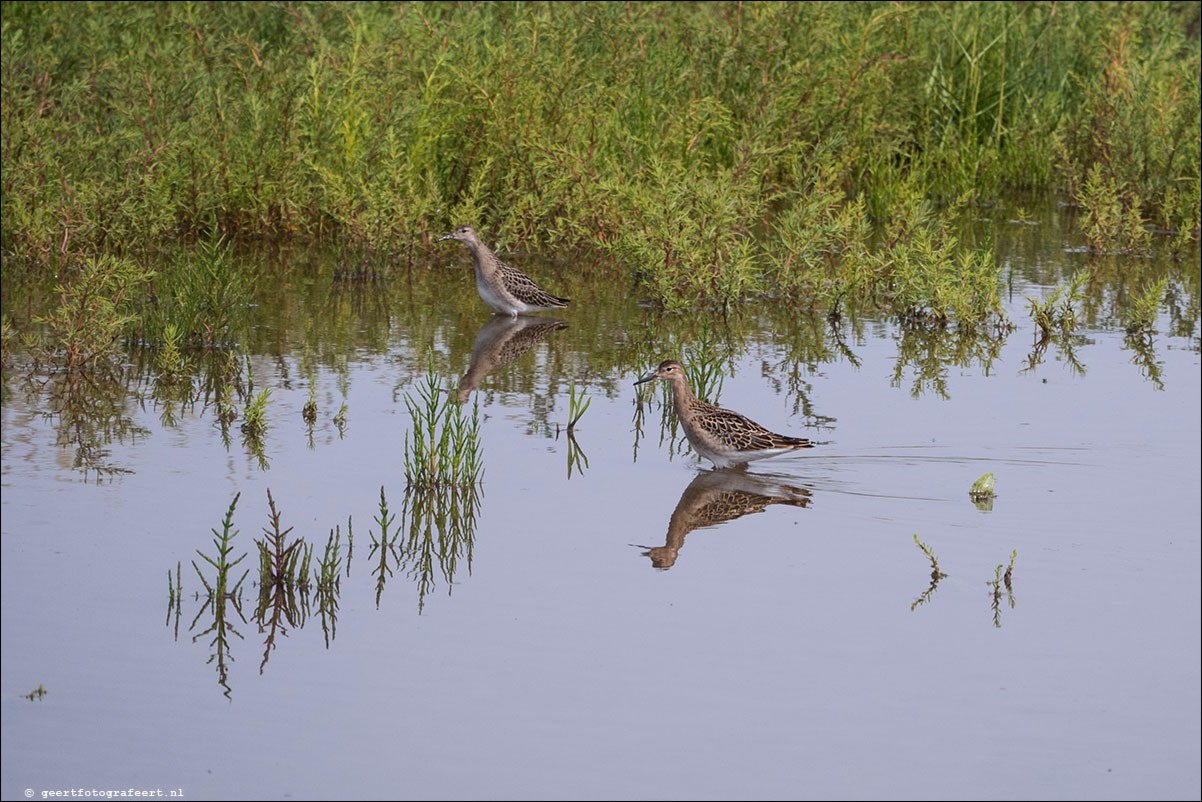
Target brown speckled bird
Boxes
[635,359,813,468]
[437,224,569,316]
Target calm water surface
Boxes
[2,201,1200,800]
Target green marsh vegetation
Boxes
[173,491,352,692]
[2,1,1198,354]
[399,361,484,607]
[402,361,484,490]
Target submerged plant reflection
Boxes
[190,493,250,699]
[911,534,949,611]
[368,486,401,609]
[400,485,480,613]
[254,489,314,674]
[891,321,1008,399]
[20,367,147,480]
[1123,331,1166,391]
[988,550,1019,628]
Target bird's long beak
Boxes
[436,233,455,243]
[634,370,658,385]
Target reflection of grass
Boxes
[563,382,592,479]
[987,550,1018,628]
[565,431,590,480]
[1123,332,1165,391]
[911,534,948,611]
[363,483,481,613]
[256,489,311,591]
[368,487,400,608]
[254,490,315,673]
[172,491,347,685]
[400,486,480,614]
[316,525,344,647]
[317,526,344,592]
[190,493,249,698]
[892,322,1008,399]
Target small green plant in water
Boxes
[403,364,483,490]
[368,487,400,607]
[969,472,996,500]
[317,525,344,592]
[192,493,249,601]
[255,489,310,590]
[241,388,272,437]
[1027,271,1090,339]
[156,323,186,380]
[567,381,592,433]
[1123,277,1168,336]
[302,354,318,425]
[1076,167,1154,253]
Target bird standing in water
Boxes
[635,360,814,468]
[437,224,569,316]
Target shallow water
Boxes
[2,200,1200,800]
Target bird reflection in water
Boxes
[635,469,812,570]
[455,315,567,403]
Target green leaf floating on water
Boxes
[969,472,996,500]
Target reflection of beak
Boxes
[634,371,657,386]
[436,233,455,242]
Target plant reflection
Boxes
[254,489,312,674]
[1123,331,1165,390]
[1022,330,1088,378]
[891,322,1008,399]
[988,550,1018,628]
[188,494,250,698]
[175,492,348,695]
[562,429,589,478]
[23,367,147,480]
[398,486,480,613]
[634,469,812,570]
[368,487,401,609]
[910,534,948,611]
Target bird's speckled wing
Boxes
[689,401,811,452]
[497,260,569,308]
